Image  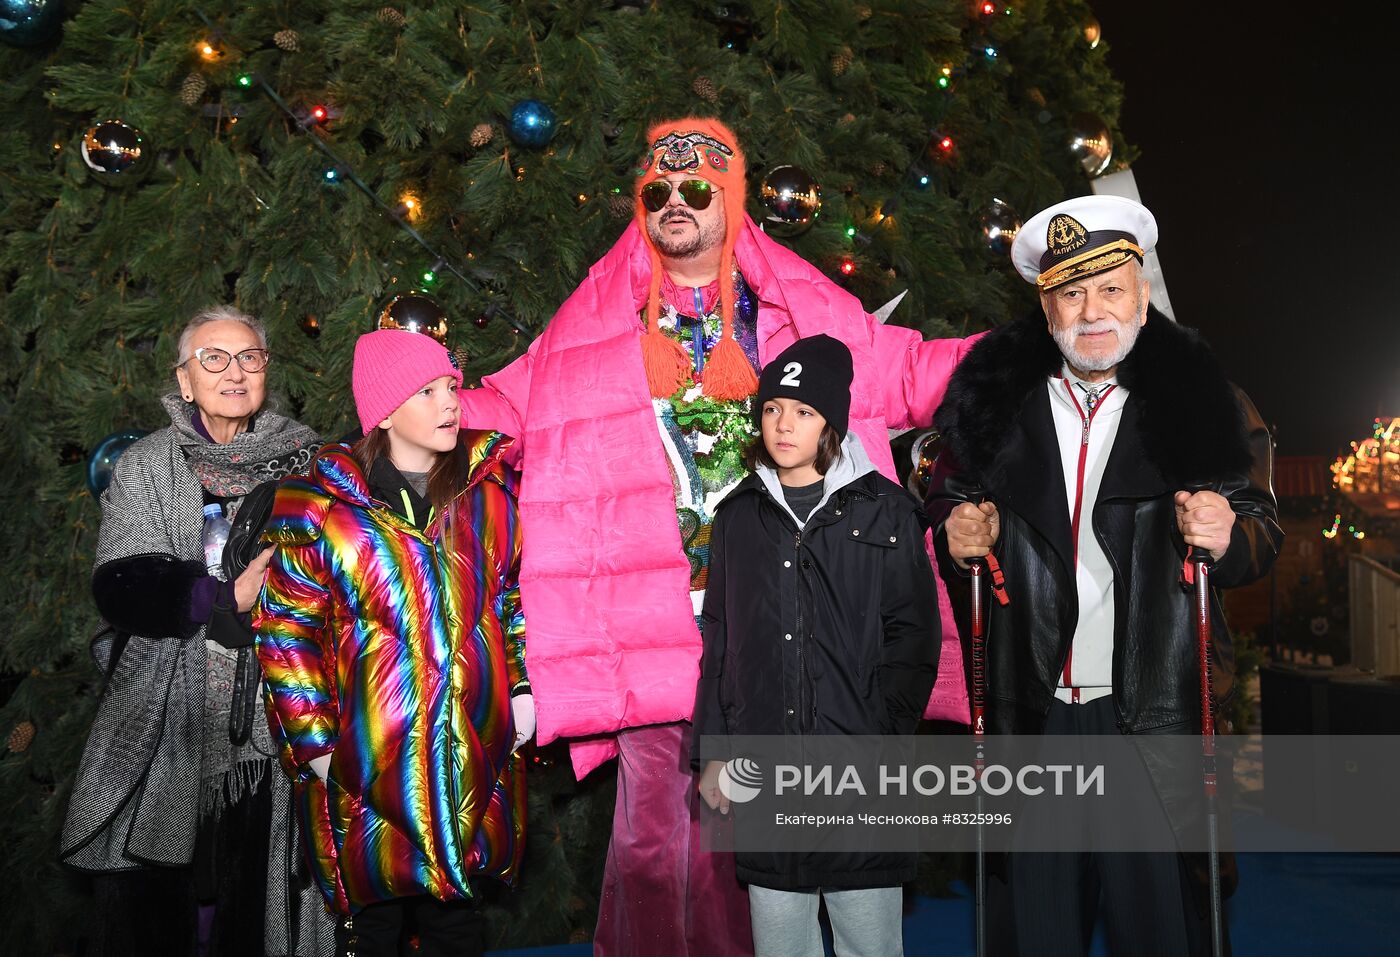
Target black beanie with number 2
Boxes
[754,334,854,439]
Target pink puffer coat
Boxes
[460,215,976,776]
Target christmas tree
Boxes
[0,0,1129,949]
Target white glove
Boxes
[308,754,332,781]
[511,693,536,754]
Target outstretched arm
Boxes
[872,319,985,431]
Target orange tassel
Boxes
[641,330,690,398]
[701,337,758,400]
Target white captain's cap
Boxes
[1011,194,1158,290]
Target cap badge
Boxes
[1047,214,1090,256]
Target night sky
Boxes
[1086,3,1400,456]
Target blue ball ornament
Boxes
[87,429,149,498]
[0,0,64,48]
[507,99,557,148]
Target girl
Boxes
[254,330,533,957]
[692,334,940,957]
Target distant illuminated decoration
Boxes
[1332,417,1400,494]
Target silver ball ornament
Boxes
[80,119,150,184]
[376,292,449,344]
[979,198,1022,256]
[1067,112,1113,178]
[758,165,822,238]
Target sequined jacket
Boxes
[254,430,527,915]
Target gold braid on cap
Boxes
[1036,239,1145,290]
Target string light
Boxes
[840,258,856,276]
[198,39,222,60]
[980,2,996,14]
[395,192,421,221]
[984,45,998,58]
[1322,513,1365,540]
[845,225,857,238]
[180,7,582,341]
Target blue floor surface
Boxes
[488,809,1400,956]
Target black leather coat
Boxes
[927,310,1282,739]
[692,455,940,890]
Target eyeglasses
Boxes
[189,347,271,374]
[640,179,716,213]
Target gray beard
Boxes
[1052,316,1141,374]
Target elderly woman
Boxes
[61,306,331,956]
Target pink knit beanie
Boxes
[352,330,462,435]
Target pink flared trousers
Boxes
[592,723,755,956]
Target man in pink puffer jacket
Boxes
[459,117,979,955]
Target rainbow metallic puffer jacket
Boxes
[253,429,526,915]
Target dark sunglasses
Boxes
[640,179,716,213]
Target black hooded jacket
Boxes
[692,434,940,890]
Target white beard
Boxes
[1052,314,1142,373]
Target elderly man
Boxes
[460,117,977,954]
[928,195,1282,955]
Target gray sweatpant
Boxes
[748,884,904,957]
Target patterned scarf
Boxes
[163,393,321,497]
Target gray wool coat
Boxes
[60,394,331,956]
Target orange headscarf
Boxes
[633,117,757,401]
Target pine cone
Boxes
[179,72,207,107]
[469,123,494,148]
[274,29,300,52]
[839,112,856,125]
[451,347,471,371]
[855,5,872,20]
[377,6,406,27]
[7,720,35,754]
[607,193,634,220]
[691,75,718,103]
[872,161,886,177]
[831,47,853,77]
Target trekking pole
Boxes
[968,555,987,957]
[1189,550,1225,957]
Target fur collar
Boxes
[935,308,1251,492]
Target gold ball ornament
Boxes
[1083,16,1102,49]
[7,720,35,754]
[274,28,300,52]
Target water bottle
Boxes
[202,503,232,581]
